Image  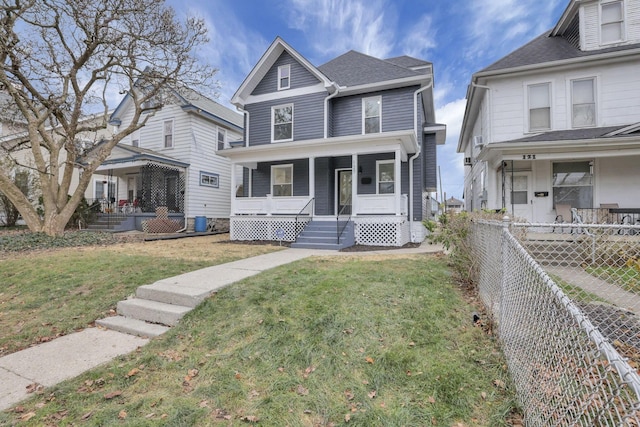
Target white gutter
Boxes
[409,78,433,239]
[324,83,340,138]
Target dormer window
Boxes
[278,65,290,90]
[601,1,624,44]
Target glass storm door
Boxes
[337,169,352,215]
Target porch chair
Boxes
[553,204,572,233]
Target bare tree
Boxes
[0,0,217,236]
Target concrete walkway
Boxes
[0,242,443,411]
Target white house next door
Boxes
[506,173,532,221]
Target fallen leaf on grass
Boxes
[13,406,24,413]
[126,368,140,378]
[303,365,316,378]
[104,390,122,400]
[19,412,36,421]
[368,390,377,399]
[365,356,374,364]
[428,396,436,404]
[81,412,93,420]
[241,415,260,422]
[118,409,127,419]
[345,413,351,422]
[296,384,309,396]
[344,390,354,401]
[25,383,43,394]
[493,379,506,389]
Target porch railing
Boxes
[574,207,640,227]
[295,197,314,238]
[337,199,352,244]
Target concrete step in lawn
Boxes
[116,298,192,327]
[96,315,170,338]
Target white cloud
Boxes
[400,14,437,60]
[285,0,396,59]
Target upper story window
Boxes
[571,78,596,128]
[601,1,624,44]
[163,119,173,148]
[363,96,381,134]
[527,83,551,132]
[278,64,290,90]
[272,164,293,196]
[377,160,395,194]
[217,128,227,151]
[272,104,293,142]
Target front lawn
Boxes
[1,254,517,426]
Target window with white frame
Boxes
[552,161,593,208]
[601,0,624,44]
[272,164,293,196]
[217,128,226,151]
[272,104,293,142]
[163,119,173,148]
[200,171,219,188]
[377,160,395,194]
[572,78,596,128]
[363,96,381,134]
[278,64,290,90]
[528,83,551,132]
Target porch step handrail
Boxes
[337,200,352,244]
[295,197,314,238]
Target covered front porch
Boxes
[89,145,188,231]
[220,130,421,246]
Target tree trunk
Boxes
[41,213,70,237]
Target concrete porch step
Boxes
[96,315,170,338]
[136,282,211,308]
[117,298,192,327]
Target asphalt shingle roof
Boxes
[318,50,425,87]
[481,31,640,73]
[502,125,630,143]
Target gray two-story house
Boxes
[220,37,445,248]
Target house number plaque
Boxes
[521,154,536,160]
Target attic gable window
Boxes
[363,96,381,134]
[278,64,290,90]
[272,104,293,142]
[217,128,227,150]
[163,119,174,148]
[527,83,551,132]
[601,1,624,44]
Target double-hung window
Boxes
[163,119,174,148]
[217,128,226,151]
[278,65,290,90]
[272,104,293,142]
[601,1,624,44]
[272,164,293,197]
[377,160,395,194]
[571,78,596,128]
[363,96,381,134]
[528,83,551,132]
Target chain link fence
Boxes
[471,218,640,426]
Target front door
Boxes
[337,169,352,215]
[506,173,533,221]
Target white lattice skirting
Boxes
[231,216,310,242]
[231,216,411,247]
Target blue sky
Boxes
[168,0,568,200]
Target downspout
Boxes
[324,82,340,139]
[409,77,433,241]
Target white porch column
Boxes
[352,154,358,216]
[395,149,402,215]
[309,156,315,215]
[230,163,237,216]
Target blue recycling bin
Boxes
[194,216,207,232]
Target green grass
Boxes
[584,265,640,293]
[1,256,517,426]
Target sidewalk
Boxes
[0,242,443,411]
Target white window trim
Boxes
[163,119,174,148]
[600,0,625,45]
[376,159,395,195]
[271,104,294,143]
[362,96,382,135]
[277,64,291,90]
[569,76,598,129]
[200,171,219,188]
[524,81,553,133]
[271,164,293,197]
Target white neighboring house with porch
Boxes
[219,37,445,248]
[459,0,640,225]
[88,88,243,231]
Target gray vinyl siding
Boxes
[245,92,326,146]
[422,133,437,193]
[314,157,333,215]
[251,159,309,197]
[251,51,322,96]
[331,87,418,137]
